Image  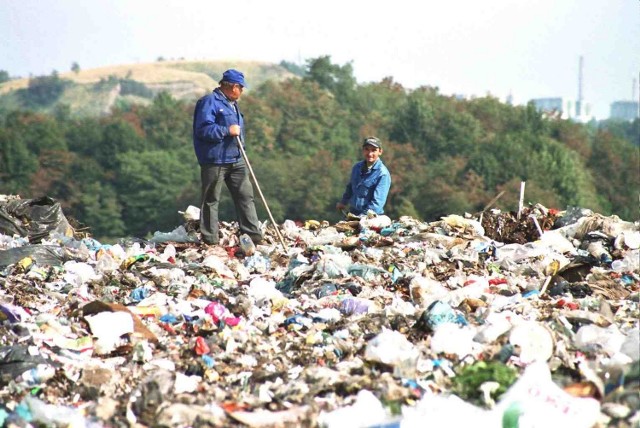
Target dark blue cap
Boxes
[362,137,382,149]
[220,69,247,87]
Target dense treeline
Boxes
[1,57,638,241]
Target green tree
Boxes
[548,118,592,160]
[350,77,407,138]
[71,62,80,74]
[394,88,483,159]
[119,79,153,98]
[29,149,79,207]
[0,125,39,193]
[599,118,640,146]
[2,110,67,155]
[115,149,197,237]
[466,131,600,213]
[94,119,144,171]
[19,71,69,107]
[375,140,429,219]
[588,130,640,220]
[414,156,479,220]
[252,151,345,223]
[533,137,600,210]
[279,60,306,77]
[139,93,191,150]
[56,155,125,240]
[393,87,438,151]
[247,78,352,158]
[0,70,10,84]
[76,182,126,241]
[304,56,357,101]
[65,117,104,156]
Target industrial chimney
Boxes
[576,56,584,117]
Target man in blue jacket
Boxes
[193,69,262,245]
[336,137,391,216]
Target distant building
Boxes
[609,101,639,121]
[505,92,514,106]
[530,97,593,122]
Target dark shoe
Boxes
[248,235,264,245]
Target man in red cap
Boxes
[192,69,263,245]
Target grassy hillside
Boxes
[0,60,296,116]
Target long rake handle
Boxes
[235,136,287,250]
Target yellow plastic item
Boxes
[129,306,162,318]
[17,257,33,271]
[305,220,322,230]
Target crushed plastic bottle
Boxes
[315,283,338,298]
[239,234,256,256]
[586,240,612,263]
[19,364,56,386]
[419,300,467,331]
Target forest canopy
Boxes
[1,57,638,242]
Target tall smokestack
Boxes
[577,56,584,116]
[635,75,639,120]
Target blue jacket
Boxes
[340,159,391,215]
[193,88,246,165]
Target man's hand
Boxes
[229,124,241,136]
[336,202,346,212]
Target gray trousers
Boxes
[199,159,262,244]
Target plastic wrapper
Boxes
[364,328,419,378]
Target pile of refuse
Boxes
[0,195,638,427]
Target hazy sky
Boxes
[2,0,638,119]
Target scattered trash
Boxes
[0,195,638,427]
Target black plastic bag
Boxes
[0,196,72,243]
[0,244,67,268]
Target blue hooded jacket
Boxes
[193,88,246,165]
[340,159,391,215]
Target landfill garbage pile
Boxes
[0,195,638,428]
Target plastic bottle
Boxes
[586,241,612,263]
[315,283,338,298]
[239,234,256,256]
[20,364,56,386]
[610,259,627,272]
